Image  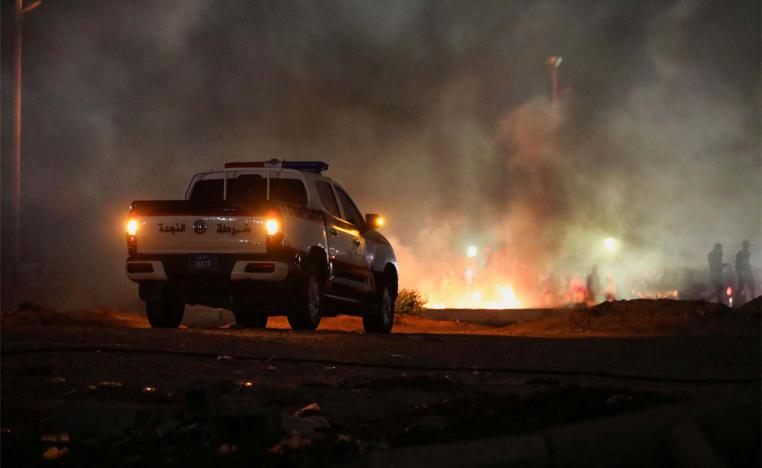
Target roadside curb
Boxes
[364,396,759,467]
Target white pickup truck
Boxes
[125,160,398,333]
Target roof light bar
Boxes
[224,160,329,173]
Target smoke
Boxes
[2,0,759,309]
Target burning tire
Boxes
[233,306,268,328]
[287,264,322,330]
[363,273,396,334]
[145,299,184,328]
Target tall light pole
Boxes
[546,55,563,104]
[6,0,42,308]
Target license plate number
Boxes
[189,254,217,271]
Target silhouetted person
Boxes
[586,266,601,305]
[707,243,727,304]
[735,240,756,303]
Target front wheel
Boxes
[287,264,322,330]
[145,299,184,328]
[363,280,394,334]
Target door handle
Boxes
[353,239,361,247]
[329,227,338,236]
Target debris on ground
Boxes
[294,402,321,418]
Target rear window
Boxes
[189,175,308,206]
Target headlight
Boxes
[126,219,139,236]
[265,218,280,236]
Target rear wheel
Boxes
[287,264,322,330]
[233,306,268,328]
[145,299,184,328]
[363,277,395,334]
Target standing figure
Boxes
[707,243,727,304]
[735,241,756,304]
[586,266,601,305]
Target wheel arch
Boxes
[381,262,399,298]
[306,245,330,283]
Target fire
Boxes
[424,282,522,309]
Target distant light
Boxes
[547,55,563,68]
[466,245,478,258]
[603,237,618,253]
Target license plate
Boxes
[189,254,217,271]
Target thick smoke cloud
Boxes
[2,0,759,308]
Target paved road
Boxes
[3,325,760,381]
[2,324,759,466]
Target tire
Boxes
[145,299,184,328]
[363,277,395,334]
[233,306,268,328]
[287,264,322,330]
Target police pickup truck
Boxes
[125,160,397,333]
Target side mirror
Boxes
[365,213,385,230]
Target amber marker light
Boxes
[375,216,385,228]
[265,218,280,236]
[126,219,139,236]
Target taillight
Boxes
[265,214,284,250]
[126,219,138,256]
[265,218,280,236]
[126,219,138,236]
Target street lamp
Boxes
[6,0,43,308]
[603,236,619,253]
[546,55,563,104]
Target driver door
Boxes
[332,186,371,295]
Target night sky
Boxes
[1,0,759,308]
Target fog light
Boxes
[127,263,153,273]
[245,262,276,273]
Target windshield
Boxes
[189,174,308,206]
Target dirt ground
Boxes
[5,297,759,337]
[1,299,760,467]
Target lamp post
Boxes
[6,0,42,308]
[546,55,563,104]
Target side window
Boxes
[335,187,364,227]
[316,181,340,218]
